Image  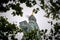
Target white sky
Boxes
[0,0,59,40]
[0,0,55,40]
[0,3,52,40]
[0,3,52,30]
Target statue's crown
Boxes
[29,10,36,22]
[31,9,34,16]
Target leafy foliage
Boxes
[40,0,60,19]
[0,16,21,40]
[0,0,37,16]
[33,8,39,14]
[22,29,41,40]
[47,23,60,40]
[0,0,60,18]
[0,0,60,40]
[9,3,23,16]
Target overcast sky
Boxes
[0,0,57,40]
[0,3,52,40]
[0,3,52,30]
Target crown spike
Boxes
[31,9,34,16]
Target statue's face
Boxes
[29,15,36,22]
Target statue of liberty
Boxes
[19,10,41,40]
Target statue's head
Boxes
[29,10,36,22]
[29,15,36,22]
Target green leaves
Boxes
[26,1,32,7]
[0,0,60,18]
[0,16,22,40]
[25,0,36,7]
[0,5,10,12]
[22,29,41,40]
[39,0,60,19]
[0,16,16,32]
[40,0,44,6]
[0,0,38,17]
[19,0,26,3]
[33,8,39,14]
[54,23,60,32]
[40,0,44,9]
[32,0,36,5]
[9,3,23,16]
[0,0,37,16]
